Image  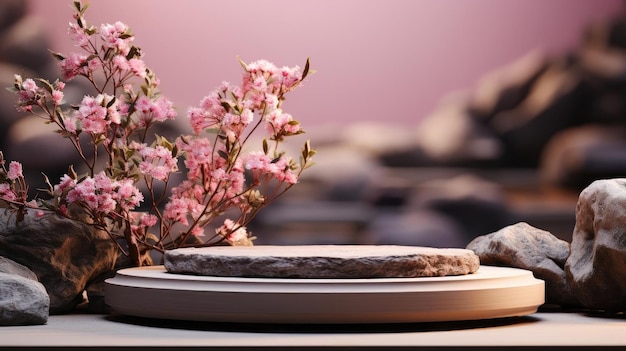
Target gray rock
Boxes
[0,209,118,314]
[0,256,37,280]
[565,178,626,311]
[467,222,577,306]
[0,258,49,326]
[0,273,49,326]
[165,245,480,278]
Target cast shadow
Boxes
[104,313,540,334]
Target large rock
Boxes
[467,222,576,306]
[165,245,480,278]
[0,210,118,314]
[566,179,626,311]
[0,257,49,325]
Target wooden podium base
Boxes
[104,265,544,324]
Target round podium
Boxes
[105,265,544,324]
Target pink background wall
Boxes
[28,0,624,128]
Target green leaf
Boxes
[237,56,248,71]
[36,78,54,94]
[262,139,269,154]
[106,96,116,108]
[217,150,229,160]
[220,101,231,112]
[302,57,311,80]
[49,50,65,61]
[68,165,77,180]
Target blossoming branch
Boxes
[2,1,315,266]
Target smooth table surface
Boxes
[0,311,625,350]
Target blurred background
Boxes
[2,0,626,248]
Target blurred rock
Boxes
[411,175,517,243]
[0,209,118,314]
[468,50,549,119]
[0,256,49,325]
[566,179,626,311]
[412,93,503,167]
[0,0,27,31]
[467,222,577,306]
[488,59,586,167]
[0,15,53,73]
[540,125,626,190]
[368,208,467,248]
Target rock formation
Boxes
[0,257,48,325]
[0,210,118,314]
[565,178,626,311]
[165,245,480,278]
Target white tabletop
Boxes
[0,311,624,349]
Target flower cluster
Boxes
[2,1,315,266]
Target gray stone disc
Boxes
[164,245,480,278]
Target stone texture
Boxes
[0,209,118,314]
[467,222,577,306]
[0,257,49,325]
[0,256,37,280]
[164,245,480,278]
[565,178,626,311]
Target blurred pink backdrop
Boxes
[28,0,624,128]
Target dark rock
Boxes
[0,272,49,325]
[0,256,48,326]
[165,245,480,278]
[413,95,504,167]
[468,50,549,120]
[540,125,626,190]
[0,209,118,314]
[412,175,518,244]
[467,222,577,306]
[566,178,626,311]
[488,59,586,167]
[0,16,54,72]
[368,208,468,248]
[0,0,26,31]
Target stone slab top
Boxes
[164,245,480,279]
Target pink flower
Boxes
[128,58,146,78]
[217,219,249,244]
[163,197,189,226]
[0,184,16,202]
[135,96,176,127]
[7,161,23,180]
[75,95,107,134]
[67,22,89,46]
[61,114,78,134]
[138,145,178,181]
[115,179,143,211]
[245,151,271,171]
[100,21,133,55]
[265,109,301,139]
[52,90,64,105]
[54,174,76,194]
[68,22,90,47]
[59,52,90,80]
[140,213,158,227]
[21,79,37,93]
